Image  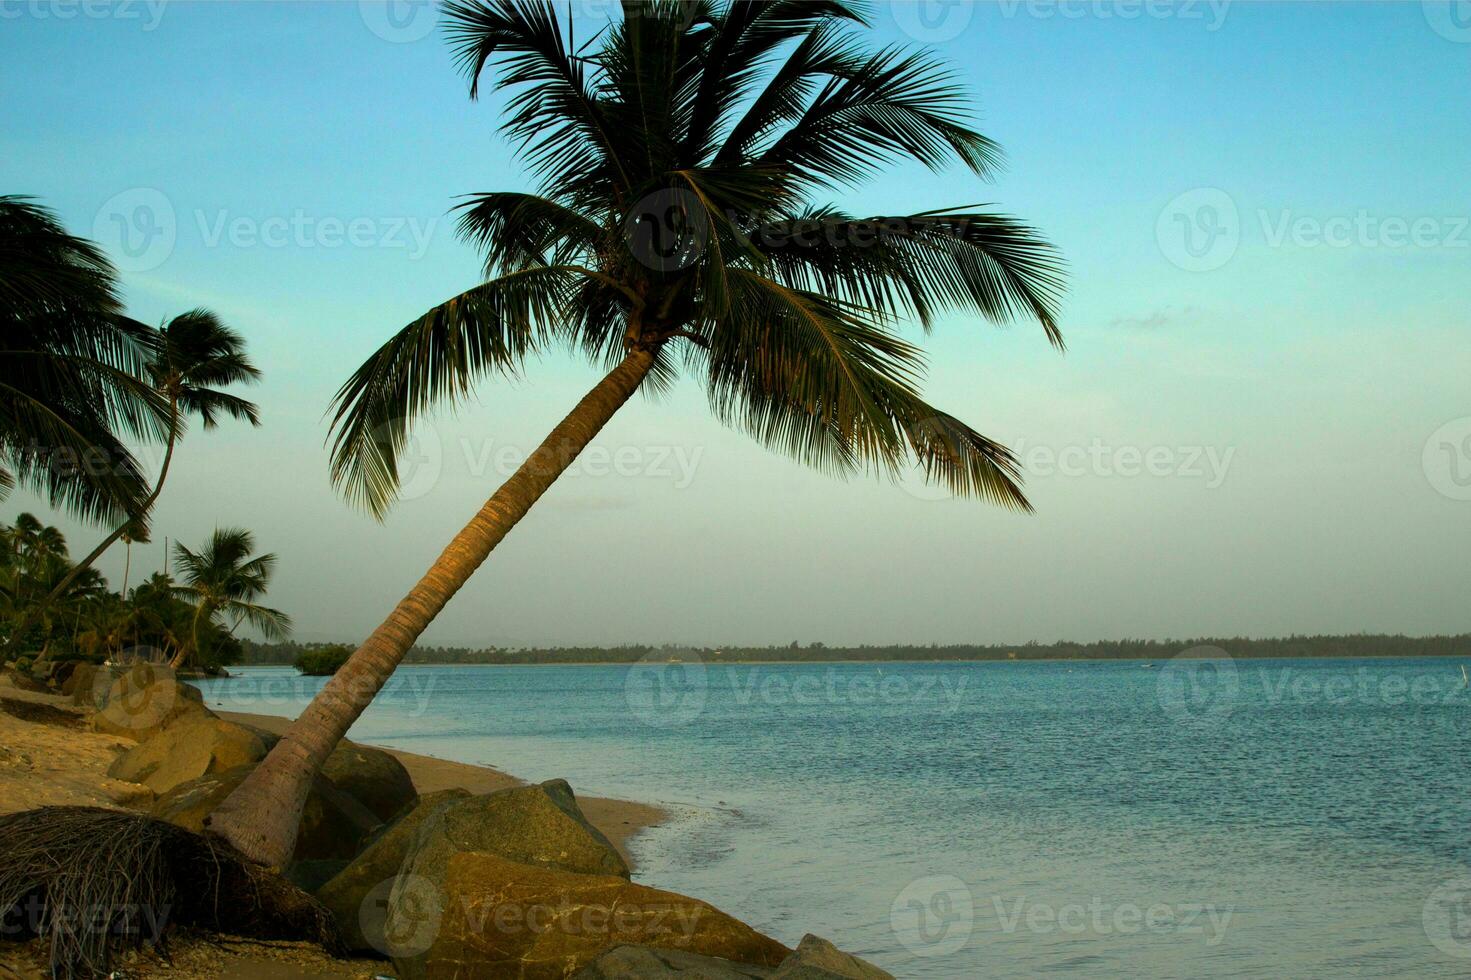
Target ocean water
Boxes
[196,657,1471,978]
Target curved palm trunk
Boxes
[170,600,209,671]
[207,349,656,867]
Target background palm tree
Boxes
[41,310,262,606]
[168,528,291,670]
[0,513,106,657]
[0,195,170,526]
[117,519,149,597]
[209,0,1065,866]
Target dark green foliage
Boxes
[293,643,354,676]
[1,515,277,669]
[241,634,1471,666]
[0,196,172,527]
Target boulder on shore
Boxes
[770,935,893,980]
[386,850,790,980]
[89,665,213,739]
[108,715,271,793]
[322,741,418,823]
[401,780,630,889]
[316,788,472,953]
[573,944,774,978]
[150,764,382,863]
[65,663,113,704]
[3,667,52,694]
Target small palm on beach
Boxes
[170,528,291,670]
[210,0,1065,866]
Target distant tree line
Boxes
[240,633,1471,667]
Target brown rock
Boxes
[108,715,271,793]
[66,663,113,704]
[573,944,774,978]
[770,935,893,980]
[407,780,629,887]
[3,668,51,694]
[322,741,417,823]
[151,765,381,863]
[89,665,213,739]
[317,788,471,953]
[387,851,790,980]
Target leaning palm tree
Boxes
[42,311,262,604]
[0,195,170,526]
[210,0,1065,866]
[169,528,291,670]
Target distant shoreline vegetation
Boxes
[243,634,1471,667]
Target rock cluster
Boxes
[84,669,892,979]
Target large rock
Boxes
[42,659,80,689]
[150,765,381,862]
[573,945,774,978]
[317,788,471,953]
[2,668,51,694]
[386,851,790,980]
[404,780,629,890]
[108,715,271,793]
[770,936,893,980]
[89,665,212,739]
[66,663,113,704]
[322,741,417,822]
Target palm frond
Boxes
[757,208,1066,345]
[454,191,604,274]
[443,0,627,198]
[758,43,1003,189]
[327,265,594,518]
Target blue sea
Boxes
[195,657,1471,978]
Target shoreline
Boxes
[232,651,1471,669]
[218,708,666,871]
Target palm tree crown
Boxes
[150,310,262,429]
[0,196,171,525]
[330,0,1064,518]
[171,528,290,668]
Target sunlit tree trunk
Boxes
[206,349,655,867]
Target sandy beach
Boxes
[0,676,664,868]
[0,674,669,978]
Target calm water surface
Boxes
[197,657,1471,978]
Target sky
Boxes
[3,0,1469,648]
